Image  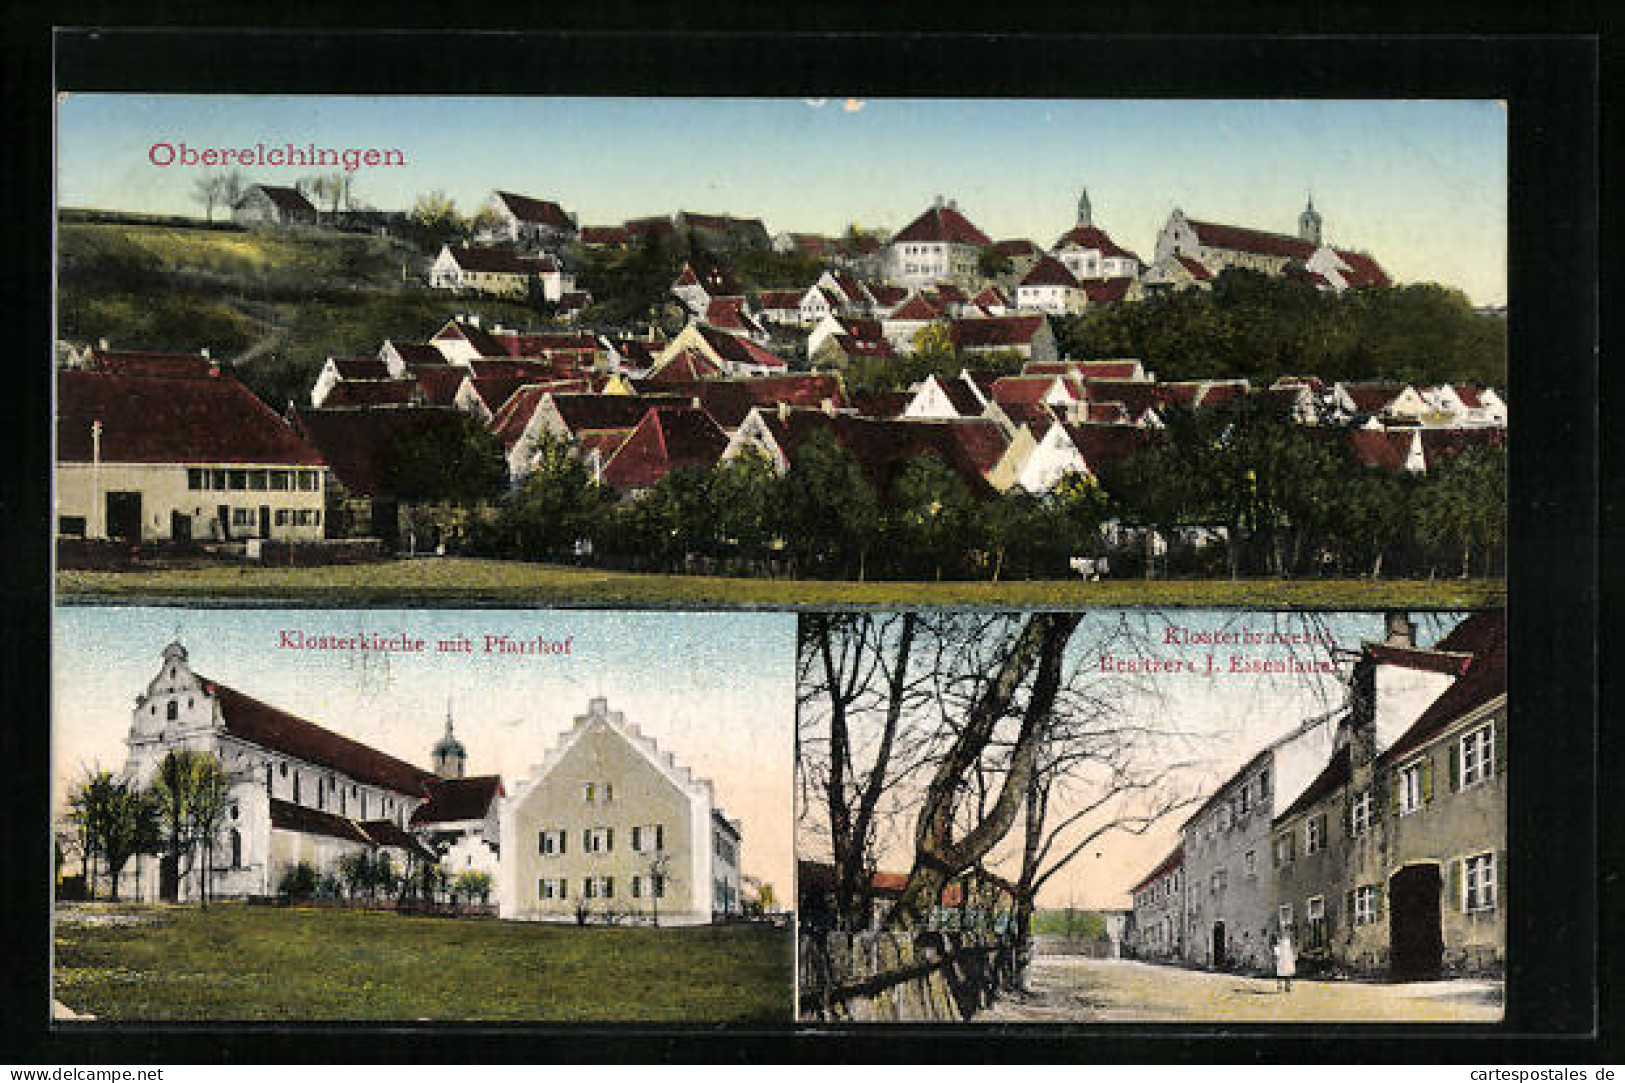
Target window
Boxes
[210,469,228,490]
[275,510,290,526]
[1464,853,1497,912]
[166,700,178,721]
[292,773,300,804]
[584,827,612,854]
[539,830,567,855]
[249,470,268,491]
[1244,850,1257,875]
[188,468,206,491]
[1278,904,1293,931]
[539,878,566,900]
[1306,813,1326,854]
[229,829,242,868]
[1273,833,1294,868]
[1353,885,1378,926]
[1306,896,1326,948]
[58,516,87,537]
[297,470,319,492]
[583,782,595,802]
[1398,761,1425,815]
[229,470,248,491]
[631,876,642,899]
[1460,724,1495,788]
[269,470,291,491]
[1350,790,1373,836]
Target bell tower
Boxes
[1076,187,1093,228]
[1298,194,1323,246]
[431,700,467,779]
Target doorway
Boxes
[1389,863,1443,980]
[171,511,192,542]
[1212,920,1227,969]
[159,854,180,903]
[105,491,142,540]
[258,505,272,539]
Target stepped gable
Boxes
[204,679,438,796]
[58,370,324,466]
[519,698,719,809]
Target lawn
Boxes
[53,902,793,1022]
[56,558,1508,609]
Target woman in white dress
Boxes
[1273,929,1297,992]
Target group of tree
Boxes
[191,170,372,223]
[797,612,1210,940]
[66,750,230,904]
[829,324,1028,398]
[467,404,1503,581]
[1056,271,1506,390]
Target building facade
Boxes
[498,697,744,925]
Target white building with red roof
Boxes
[106,640,501,903]
[1151,199,1391,294]
[1016,254,1088,315]
[1052,189,1143,282]
[429,244,575,300]
[884,197,993,291]
[484,191,578,252]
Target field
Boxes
[53,902,793,1022]
[56,558,1508,609]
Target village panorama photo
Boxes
[794,608,1505,1023]
[51,606,795,1022]
[53,97,1506,609]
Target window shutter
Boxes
[656,824,664,850]
[539,832,546,855]
[1448,740,1460,791]
[1388,770,1401,813]
[538,878,545,900]
[632,826,641,852]
[604,876,614,899]
[1374,883,1385,921]
[1421,757,1434,805]
[1496,849,1507,908]
[559,830,566,854]
[1449,858,1463,913]
[583,829,591,852]
[1493,720,1506,779]
[607,828,614,852]
[1345,889,1355,922]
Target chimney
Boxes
[934,194,944,208]
[948,199,958,211]
[777,401,790,422]
[1382,611,1416,648]
[468,313,481,328]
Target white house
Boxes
[884,197,992,291]
[1015,255,1087,315]
[497,697,743,925]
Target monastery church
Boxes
[103,641,743,924]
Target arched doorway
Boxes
[1212,920,1228,969]
[1389,863,1443,980]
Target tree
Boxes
[642,851,674,927]
[977,248,1013,279]
[150,750,231,906]
[497,435,611,560]
[886,612,1083,928]
[454,870,493,906]
[382,415,508,506]
[1416,445,1507,577]
[406,190,469,252]
[337,851,370,899]
[888,453,974,580]
[710,450,784,564]
[797,612,939,930]
[780,431,882,579]
[191,173,230,224]
[67,771,159,901]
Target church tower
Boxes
[431,702,467,779]
[1076,187,1093,228]
[1298,194,1323,246]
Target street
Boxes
[976,955,1503,1023]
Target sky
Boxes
[56,96,1507,305]
[52,606,796,897]
[797,610,1470,911]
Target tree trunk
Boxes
[885,613,1080,929]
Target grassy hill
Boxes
[57,220,554,408]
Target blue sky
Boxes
[57,96,1507,304]
[53,606,796,892]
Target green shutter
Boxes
[1448,858,1463,912]
[538,832,546,855]
[1421,757,1435,805]
[1345,889,1356,923]
[1497,848,1507,909]
[583,829,591,852]
[1374,882,1384,920]
[559,830,566,854]
[1448,740,1460,792]
[1388,770,1401,813]
[607,828,614,852]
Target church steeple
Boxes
[1298,193,1323,246]
[1076,187,1093,228]
[431,699,467,779]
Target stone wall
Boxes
[798,930,1026,1022]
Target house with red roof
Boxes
[598,405,730,494]
[1015,254,1087,316]
[1052,191,1142,281]
[1152,199,1390,294]
[1330,382,1430,426]
[950,314,1060,362]
[578,225,630,249]
[57,367,328,544]
[106,639,501,903]
[429,244,575,300]
[232,184,318,228]
[1422,385,1508,429]
[649,321,789,380]
[675,210,771,252]
[672,256,746,317]
[901,373,988,422]
[884,197,993,291]
[484,191,578,251]
[500,391,689,484]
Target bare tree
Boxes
[643,851,673,927]
[191,173,229,223]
